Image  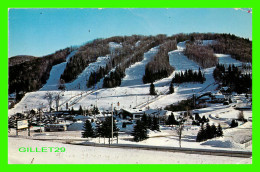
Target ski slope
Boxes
[65,55,111,90]
[121,46,159,86]
[8,41,217,114]
[9,41,247,115]
[40,50,77,91]
[216,54,243,66]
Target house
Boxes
[73,115,91,122]
[118,108,168,121]
[211,94,226,103]
[196,95,211,104]
[220,87,232,95]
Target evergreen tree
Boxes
[150,82,157,95]
[122,122,127,128]
[196,124,206,142]
[102,116,118,142]
[195,113,201,122]
[141,113,148,128]
[201,115,207,123]
[205,123,213,139]
[151,116,160,131]
[79,105,83,115]
[211,123,217,138]
[216,123,223,137]
[92,106,99,115]
[132,120,148,142]
[167,113,177,126]
[147,115,152,129]
[169,82,174,94]
[95,122,103,138]
[82,120,95,138]
[230,119,238,128]
[71,107,75,114]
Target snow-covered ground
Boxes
[216,54,243,66]
[9,41,249,114]
[121,46,159,87]
[8,40,252,159]
[8,137,251,164]
[65,55,111,90]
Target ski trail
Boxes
[121,46,159,87]
[40,50,77,91]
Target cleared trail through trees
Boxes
[40,50,77,91]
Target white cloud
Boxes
[234,8,252,13]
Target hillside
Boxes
[8,55,38,66]
[9,48,72,102]
[8,33,252,103]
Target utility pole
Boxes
[16,119,18,136]
[111,103,113,144]
[136,96,137,107]
[39,109,42,132]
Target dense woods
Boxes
[9,55,38,67]
[9,48,71,101]
[196,123,223,142]
[211,34,252,62]
[213,64,252,94]
[184,43,217,68]
[172,68,206,84]
[142,40,177,83]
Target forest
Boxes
[172,68,205,84]
[143,40,177,83]
[213,63,252,94]
[9,48,71,102]
[184,42,217,68]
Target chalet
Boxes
[220,87,232,95]
[211,94,226,103]
[118,108,168,120]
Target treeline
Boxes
[9,48,71,101]
[164,96,204,112]
[172,68,205,84]
[143,40,177,83]
[196,123,223,142]
[210,33,252,62]
[184,43,217,68]
[82,116,118,144]
[213,64,252,94]
[9,55,38,67]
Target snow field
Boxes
[8,137,251,164]
[8,40,252,155]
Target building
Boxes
[118,108,168,121]
[211,94,226,103]
[220,87,232,95]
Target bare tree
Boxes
[58,79,66,90]
[54,92,63,111]
[238,111,245,122]
[176,119,184,148]
[45,92,53,112]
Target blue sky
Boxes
[9,8,252,57]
